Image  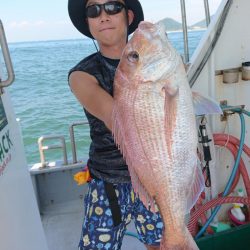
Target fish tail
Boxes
[160,228,199,250]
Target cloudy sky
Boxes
[1,0,222,43]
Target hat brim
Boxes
[68,0,144,39]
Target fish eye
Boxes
[127,51,139,63]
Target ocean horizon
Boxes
[6,30,205,165]
[8,28,206,45]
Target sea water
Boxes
[6,30,205,165]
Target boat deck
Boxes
[30,163,146,249]
[30,161,147,250]
[41,199,146,250]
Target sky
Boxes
[0,0,222,43]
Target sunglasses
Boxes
[86,1,126,18]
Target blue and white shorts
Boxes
[78,179,163,250]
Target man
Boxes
[68,0,163,249]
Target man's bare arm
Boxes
[69,71,113,130]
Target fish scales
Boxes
[112,21,203,249]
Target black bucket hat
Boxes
[68,0,144,39]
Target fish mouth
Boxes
[137,23,159,41]
[138,22,156,32]
[138,21,167,41]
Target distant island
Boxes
[160,17,209,32]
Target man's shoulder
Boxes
[77,52,100,67]
[69,52,100,76]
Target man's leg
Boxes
[78,180,133,250]
[132,193,164,249]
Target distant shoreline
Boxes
[9,29,206,44]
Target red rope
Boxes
[213,134,250,156]
[188,197,250,236]
[188,134,250,236]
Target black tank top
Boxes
[68,52,130,183]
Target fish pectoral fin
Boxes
[186,162,205,213]
[192,91,223,116]
[163,84,179,159]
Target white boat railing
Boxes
[37,121,89,168]
[0,19,15,91]
[69,121,89,164]
[38,135,68,167]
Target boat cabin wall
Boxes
[0,90,49,250]
[190,0,250,211]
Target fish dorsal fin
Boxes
[192,91,222,116]
[186,161,205,213]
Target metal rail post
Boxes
[38,136,68,168]
[69,121,89,164]
[0,20,15,91]
[204,0,211,26]
[180,0,189,63]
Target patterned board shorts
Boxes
[78,179,163,250]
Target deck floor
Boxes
[41,199,146,250]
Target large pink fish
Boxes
[112,21,220,249]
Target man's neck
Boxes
[99,42,126,60]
